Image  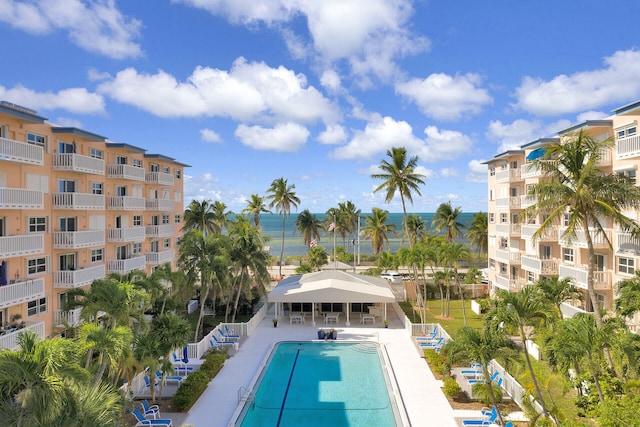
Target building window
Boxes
[27,132,46,147]
[28,217,47,233]
[162,166,170,174]
[27,257,47,275]
[489,213,495,223]
[27,297,47,317]
[133,243,142,255]
[58,179,75,193]
[116,186,127,197]
[489,167,495,176]
[133,215,142,226]
[151,240,159,252]
[90,148,103,159]
[174,214,181,224]
[617,169,637,185]
[174,191,182,202]
[563,214,570,226]
[175,169,181,179]
[510,161,518,169]
[91,182,103,195]
[162,214,170,224]
[527,271,535,283]
[163,238,171,249]
[116,155,127,165]
[617,125,637,139]
[563,248,574,263]
[116,245,128,260]
[618,257,635,275]
[91,249,104,262]
[489,259,495,270]
[133,158,142,167]
[150,164,159,172]
[500,213,508,223]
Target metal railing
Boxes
[107,196,146,210]
[108,226,146,242]
[53,264,106,288]
[0,187,44,209]
[107,164,146,181]
[53,192,105,210]
[145,171,174,185]
[53,230,105,249]
[0,321,46,350]
[0,234,44,258]
[0,136,43,165]
[53,153,104,175]
[0,278,46,310]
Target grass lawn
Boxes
[400,298,485,335]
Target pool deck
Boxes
[180,308,462,427]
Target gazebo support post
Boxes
[346,304,350,326]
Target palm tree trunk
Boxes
[194,281,209,341]
[279,215,286,277]
[231,271,246,323]
[400,196,411,249]
[521,328,550,417]
[484,368,505,426]
[454,267,467,326]
[94,353,109,386]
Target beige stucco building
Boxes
[0,100,187,349]
[485,100,640,331]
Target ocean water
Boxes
[255,212,477,258]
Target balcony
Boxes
[146,171,174,186]
[0,187,44,209]
[494,274,525,291]
[108,226,146,243]
[52,153,104,175]
[520,225,558,241]
[495,249,521,265]
[54,307,84,327]
[520,194,537,208]
[145,224,174,237]
[560,302,588,319]
[145,199,174,211]
[108,196,146,210]
[108,256,146,275]
[53,192,104,210]
[0,321,45,351]
[53,230,105,249]
[146,250,175,265]
[53,264,106,289]
[0,234,44,258]
[559,227,610,249]
[0,278,46,310]
[520,162,542,179]
[107,164,146,181]
[558,264,611,291]
[0,137,43,165]
[495,168,522,183]
[521,255,558,275]
[495,196,521,210]
[495,223,521,237]
[617,232,640,255]
[617,134,640,159]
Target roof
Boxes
[106,142,147,153]
[51,127,107,141]
[320,261,353,270]
[267,270,396,303]
[0,101,47,123]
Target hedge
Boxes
[172,352,228,411]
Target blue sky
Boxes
[2,1,640,214]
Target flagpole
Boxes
[333,220,337,269]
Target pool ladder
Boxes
[238,386,256,409]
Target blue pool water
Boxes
[238,341,400,427]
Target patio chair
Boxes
[211,335,234,347]
[132,408,173,426]
[224,325,237,336]
[141,400,160,419]
[171,353,194,375]
[468,371,500,385]
[419,337,444,349]
[156,371,185,385]
[415,326,438,341]
[217,327,239,341]
[143,375,158,389]
[461,409,498,426]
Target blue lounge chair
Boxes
[156,371,185,385]
[419,337,444,349]
[171,353,194,375]
[468,371,500,385]
[143,375,158,389]
[225,325,239,337]
[141,400,159,419]
[462,410,498,426]
[415,326,438,341]
[132,408,173,426]
[217,328,239,341]
[211,334,235,347]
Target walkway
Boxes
[179,308,459,427]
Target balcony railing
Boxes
[53,192,104,210]
[0,137,43,165]
[521,255,558,275]
[520,194,537,208]
[520,162,542,178]
[617,134,640,159]
[0,278,46,310]
[495,274,510,290]
[53,230,105,249]
[0,234,44,258]
[108,196,146,210]
[108,256,146,275]
[145,199,174,211]
[558,264,611,290]
[559,227,610,249]
[107,164,146,181]
[495,249,521,264]
[495,168,522,183]
[495,197,521,209]
[617,232,640,255]
[146,250,175,265]
[53,153,104,175]
[146,171,174,186]
[54,307,84,327]
[495,223,520,236]
[520,225,557,241]
[108,227,146,243]
[53,264,106,289]
[0,187,44,209]
[145,224,174,237]
[0,321,45,350]
[560,302,588,319]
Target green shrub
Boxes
[471,382,503,405]
[443,376,461,398]
[423,349,449,375]
[172,352,228,411]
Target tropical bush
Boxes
[172,353,227,411]
[443,376,461,398]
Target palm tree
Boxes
[77,323,132,386]
[467,212,488,254]
[443,324,518,426]
[522,130,640,326]
[183,199,217,237]
[266,177,300,277]
[295,209,322,249]
[242,193,270,227]
[432,201,465,242]
[211,200,232,234]
[338,200,361,243]
[404,214,427,247]
[371,147,426,248]
[615,271,640,318]
[442,242,470,325]
[535,276,582,321]
[360,207,396,262]
[149,312,192,399]
[494,287,555,418]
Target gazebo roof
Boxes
[267,270,396,303]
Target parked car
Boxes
[380,272,403,284]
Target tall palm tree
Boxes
[614,270,640,318]
[466,212,488,254]
[183,199,217,237]
[360,207,396,262]
[442,242,470,325]
[266,177,300,277]
[535,276,582,321]
[149,312,192,399]
[211,200,232,234]
[77,323,132,386]
[404,214,427,247]
[242,193,270,227]
[295,209,322,249]
[432,201,465,242]
[371,147,426,248]
[339,200,361,243]
[522,130,640,325]
[494,287,555,419]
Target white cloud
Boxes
[171,0,294,24]
[320,69,342,93]
[466,159,488,183]
[183,172,222,203]
[396,73,492,121]
[0,84,105,114]
[99,58,339,125]
[414,165,436,179]
[576,110,608,121]
[515,49,640,116]
[235,122,310,152]
[0,0,142,59]
[317,124,347,145]
[87,68,112,82]
[486,119,542,152]
[440,167,458,178]
[52,117,83,128]
[200,128,222,143]
[419,126,473,162]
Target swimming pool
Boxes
[235,341,406,427]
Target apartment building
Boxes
[0,101,187,349]
[486,100,640,330]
